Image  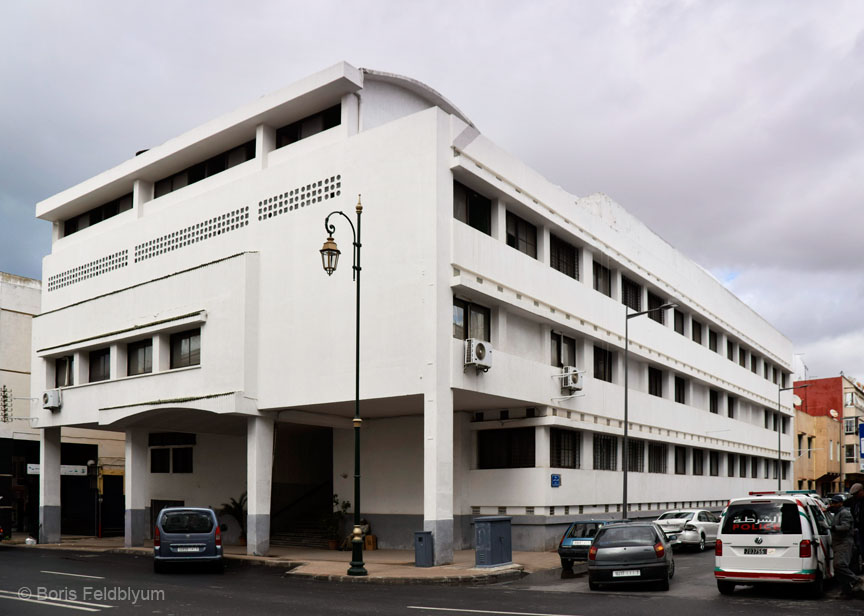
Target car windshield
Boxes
[658,512,693,520]
[595,526,658,547]
[161,511,214,533]
[565,523,603,539]
[722,502,802,535]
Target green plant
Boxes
[221,492,247,539]
[327,494,351,540]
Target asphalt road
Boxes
[0,546,861,615]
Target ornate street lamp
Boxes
[320,195,367,576]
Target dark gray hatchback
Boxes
[154,507,224,573]
[587,522,674,591]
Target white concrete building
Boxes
[31,62,794,562]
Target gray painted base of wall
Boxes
[39,505,61,544]
[125,509,147,547]
[248,514,270,556]
[424,518,454,565]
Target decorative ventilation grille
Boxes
[134,207,250,263]
[47,250,128,292]
[257,174,341,221]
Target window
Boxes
[505,211,537,258]
[594,346,613,383]
[150,448,170,473]
[550,332,577,368]
[772,367,778,384]
[764,409,772,429]
[830,439,834,460]
[592,262,612,297]
[674,310,685,335]
[739,348,747,368]
[55,356,74,387]
[693,449,704,475]
[150,447,193,473]
[797,434,803,457]
[769,459,776,480]
[807,436,813,459]
[477,428,535,469]
[674,376,686,404]
[782,372,788,388]
[845,418,858,435]
[551,429,580,468]
[751,457,758,479]
[621,276,642,311]
[275,104,341,149]
[648,367,663,397]
[550,235,579,279]
[674,446,687,475]
[727,396,736,419]
[846,444,858,464]
[88,348,110,382]
[739,455,747,477]
[722,502,801,535]
[63,192,133,237]
[727,453,736,477]
[593,434,617,470]
[453,299,491,341]
[751,354,758,373]
[647,292,665,323]
[154,141,255,198]
[764,361,770,379]
[170,328,201,369]
[127,339,153,376]
[453,181,491,235]
[648,443,667,473]
[726,340,734,361]
[627,439,645,472]
[692,320,703,344]
[709,390,719,414]
[709,451,719,476]
[172,447,193,473]
[781,416,788,434]
[709,330,718,352]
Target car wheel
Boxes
[807,571,824,598]
[669,560,675,579]
[717,581,735,595]
[658,576,670,591]
[697,534,706,552]
[153,560,164,574]
[212,560,224,574]
[588,579,600,591]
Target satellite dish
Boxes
[792,394,803,406]
[829,409,839,418]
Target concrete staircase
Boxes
[270,519,334,549]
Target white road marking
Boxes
[0,594,100,612]
[407,607,581,616]
[0,589,112,609]
[41,570,106,580]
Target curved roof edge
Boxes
[360,68,476,130]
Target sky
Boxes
[1,0,862,382]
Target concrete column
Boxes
[538,225,550,265]
[610,269,621,302]
[247,415,274,556]
[424,389,454,565]
[125,429,148,547]
[133,179,154,219]
[154,333,171,372]
[490,198,506,243]
[256,124,276,170]
[74,350,88,385]
[584,431,594,470]
[39,427,61,543]
[111,343,126,379]
[582,248,593,287]
[535,426,550,468]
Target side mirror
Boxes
[220,524,228,532]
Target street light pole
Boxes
[623,301,676,519]
[777,383,809,491]
[320,196,367,577]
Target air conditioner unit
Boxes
[42,389,62,411]
[562,366,584,392]
[465,338,493,372]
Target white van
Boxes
[714,491,833,597]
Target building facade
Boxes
[32,62,794,562]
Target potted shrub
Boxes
[221,492,247,545]
[327,494,351,550]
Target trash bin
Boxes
[475,516,512,567]
[414,531,434,567]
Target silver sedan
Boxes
[655,509,720,552]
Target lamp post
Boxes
[623,302,676,519]
[320,195,367,576]
[777,383,808,490]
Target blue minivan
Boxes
[154,507,224,573]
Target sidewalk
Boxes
[2,534,574,584]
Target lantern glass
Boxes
[320,237,340,275]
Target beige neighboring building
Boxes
[1,272,125,537]
[793,409,842,495]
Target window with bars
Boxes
[627,439,645,472]
[726,340,735,361]
[551,428,581,468]
[594,346,613,383]
[709,390,719,414]
[551,332,577,368]
[674,446,687,475]
[155,141,255,199]
[170,329,201,369]
[453,298,491,341]
[751,354,759,373]
[593,434,617,471]
[477,428,535,469]
[692,319,703,344]
[693,449,704,475]
[845,418,858,435]
[764,361,770,379]
[727,396,736,419]
[593,262,612,297]
[674,376,686,404]
[648,367,663,397]
[505,211,537,258]
[55,356,74,387]
[727,453,736,477]
[89,348,110,382]
[772,367,779,384]
[709,451,719,476]
[647,292,665,323]
[127,339,153,376]
[621,276,642,311]
[453,181,492,235]
[550,235,579,280]
[648,443,667,473]
[846,444,857,464]
[674,310,685,335]
[738,347,747,368]
[751,457,758,478]
[739,455,748,477]
[709,330,718,352]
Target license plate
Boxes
[573,540,592,546]
[743,548,768,555]
[612,570,640,578]
[175,546,200,553]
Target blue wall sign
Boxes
[551,474,561,488]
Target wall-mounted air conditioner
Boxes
[561,366,584,392]
[42,389,62,411]
[465,338,493,372]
